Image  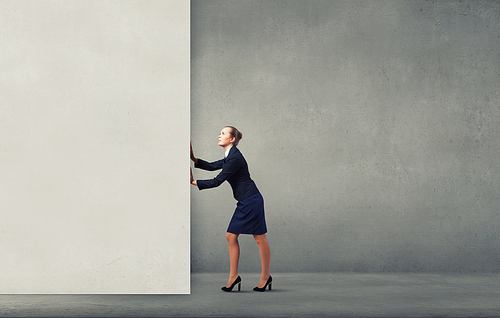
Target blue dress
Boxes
[195,146,267,235]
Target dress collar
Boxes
[224,145,233,158]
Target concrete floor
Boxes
[1,273,500,317]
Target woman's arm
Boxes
[191,141,224,171]
[197,155,240,190]
[196,158,224,171]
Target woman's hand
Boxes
[190,167,197,186]
[190,142,198,164]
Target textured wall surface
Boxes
[1,0,190,293]
[190,0,500,273]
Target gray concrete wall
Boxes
[190,0,500,273]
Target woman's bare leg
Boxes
[253,234,271,288]
[226,232,240,287]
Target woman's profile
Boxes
[190,126,272,292]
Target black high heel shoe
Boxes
[253,275,272,292]
[221,276,241,292]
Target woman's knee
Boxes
[226,232,239,243]
[253,234,267,244]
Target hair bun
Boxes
[226,126,242,146]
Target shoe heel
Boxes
[253,275,272,292]
[221,276,242,292]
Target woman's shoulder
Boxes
[229,146,244,158]
[226,147,246,164]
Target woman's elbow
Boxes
[213,178,224,187]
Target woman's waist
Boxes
[231,181,260,201]
[236,190,262,204]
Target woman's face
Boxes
[218,127,235,148]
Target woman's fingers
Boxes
[190,141,198,164]
[190,167,197,186]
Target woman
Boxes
[190,126,272,292]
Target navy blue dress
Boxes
[195,146,267,235]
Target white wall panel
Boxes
[0,0,190,294]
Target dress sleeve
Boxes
[195,158,224,171]
[196,156,241,190]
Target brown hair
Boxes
[226,126,243,146]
